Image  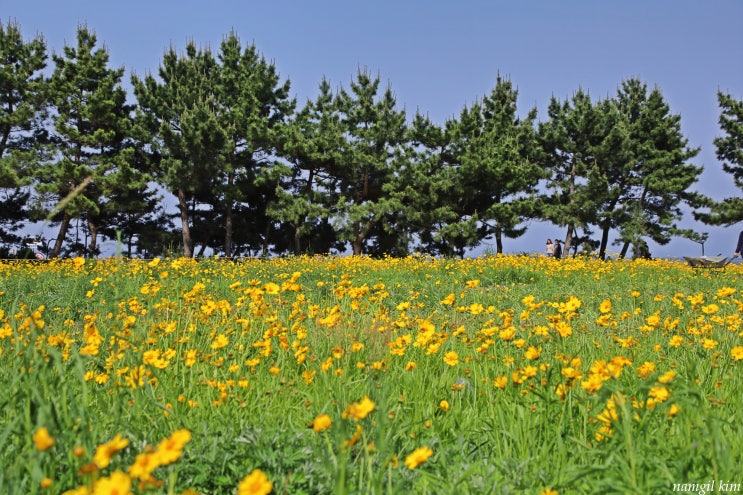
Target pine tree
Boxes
[392,112,465,256]
[611,78,702,258]
[214,32,293,257]
[132,41,224,257]
[451,76,543,254]
[0,21,48,246]
[332,70,407,255]
[694,91,743,226]
[277,78,345,255]
[538,88,607,255]
[36,26,139,257]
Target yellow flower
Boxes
[636,361,655,378]
[658,370,676,384]
[443,351,459,366]
[93,434,130,469]
[263,282,280,295]
[524,346,541,360]
[561,367,582,380]
[33,427,55,451]
[302,370,315,384]
[701,304,719,315]
[342,396,375,421]
[439,400,450,412]
[344,424,363,448]
[493,375,508,389]
[40,477,53,489]
[153,429,191,466]
[716,287,736,297]
[93,470,131,495]
[211,334,229,349]
[237,469,273,495]
[468,303,484,315]
[440,293,456,305]
[598,299,612,313]
[311,414,332,433]
[404,446,433,470]
[541,489,558,495]
[648,386,670,403]
[499,326,516,341]
[128,452,159,481]
[554,321,572,338]
[465,279,480,288]
[732,346,743,361]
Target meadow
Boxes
[1,254,741,495]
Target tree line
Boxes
[1,22,742,259]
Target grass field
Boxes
[1,254,742,495]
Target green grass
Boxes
[0,255,741,494]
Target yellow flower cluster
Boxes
[4,254,742,491]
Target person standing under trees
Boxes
[553,239,563,259]
[734,231,743,258]
[545,239,554,257]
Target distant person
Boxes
[553,239,562,259]
[734,231,743,258]
[545,239,554,257]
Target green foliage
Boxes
[694,92,743,226]
[3,256,743,494]
[449,75,544,254]
[539,79,705,260]
[0,21,48,242]
[0,20,722,261]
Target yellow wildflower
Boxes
[93,434,130,469]
[93,470,131,495]
[311,414,332,433]
[598,299,612,313]
[33,427,55,451]
[443,351,459,366]
[404,446,433,470]
[342,396,375,421]
[636,361,655,378]
[237,469,273,495]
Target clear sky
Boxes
[5,0,743,258]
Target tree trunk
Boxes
[495,228,503,254]
[87,219,98,257]
[352,237,364,255]
[352,221,364,255]
[50,213,72,258]
[564,224,575,257]
[599,223,610,260]
[262,223,270,258]
[294,221,302,255]
[294,168,315,255]
[177,188,193,257]
[619,241,630,259]
[562,155,579,255]
[224,201,233,257]
[224,172,234,257]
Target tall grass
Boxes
[0,255,741,494]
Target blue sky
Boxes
[5,1,743,258]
